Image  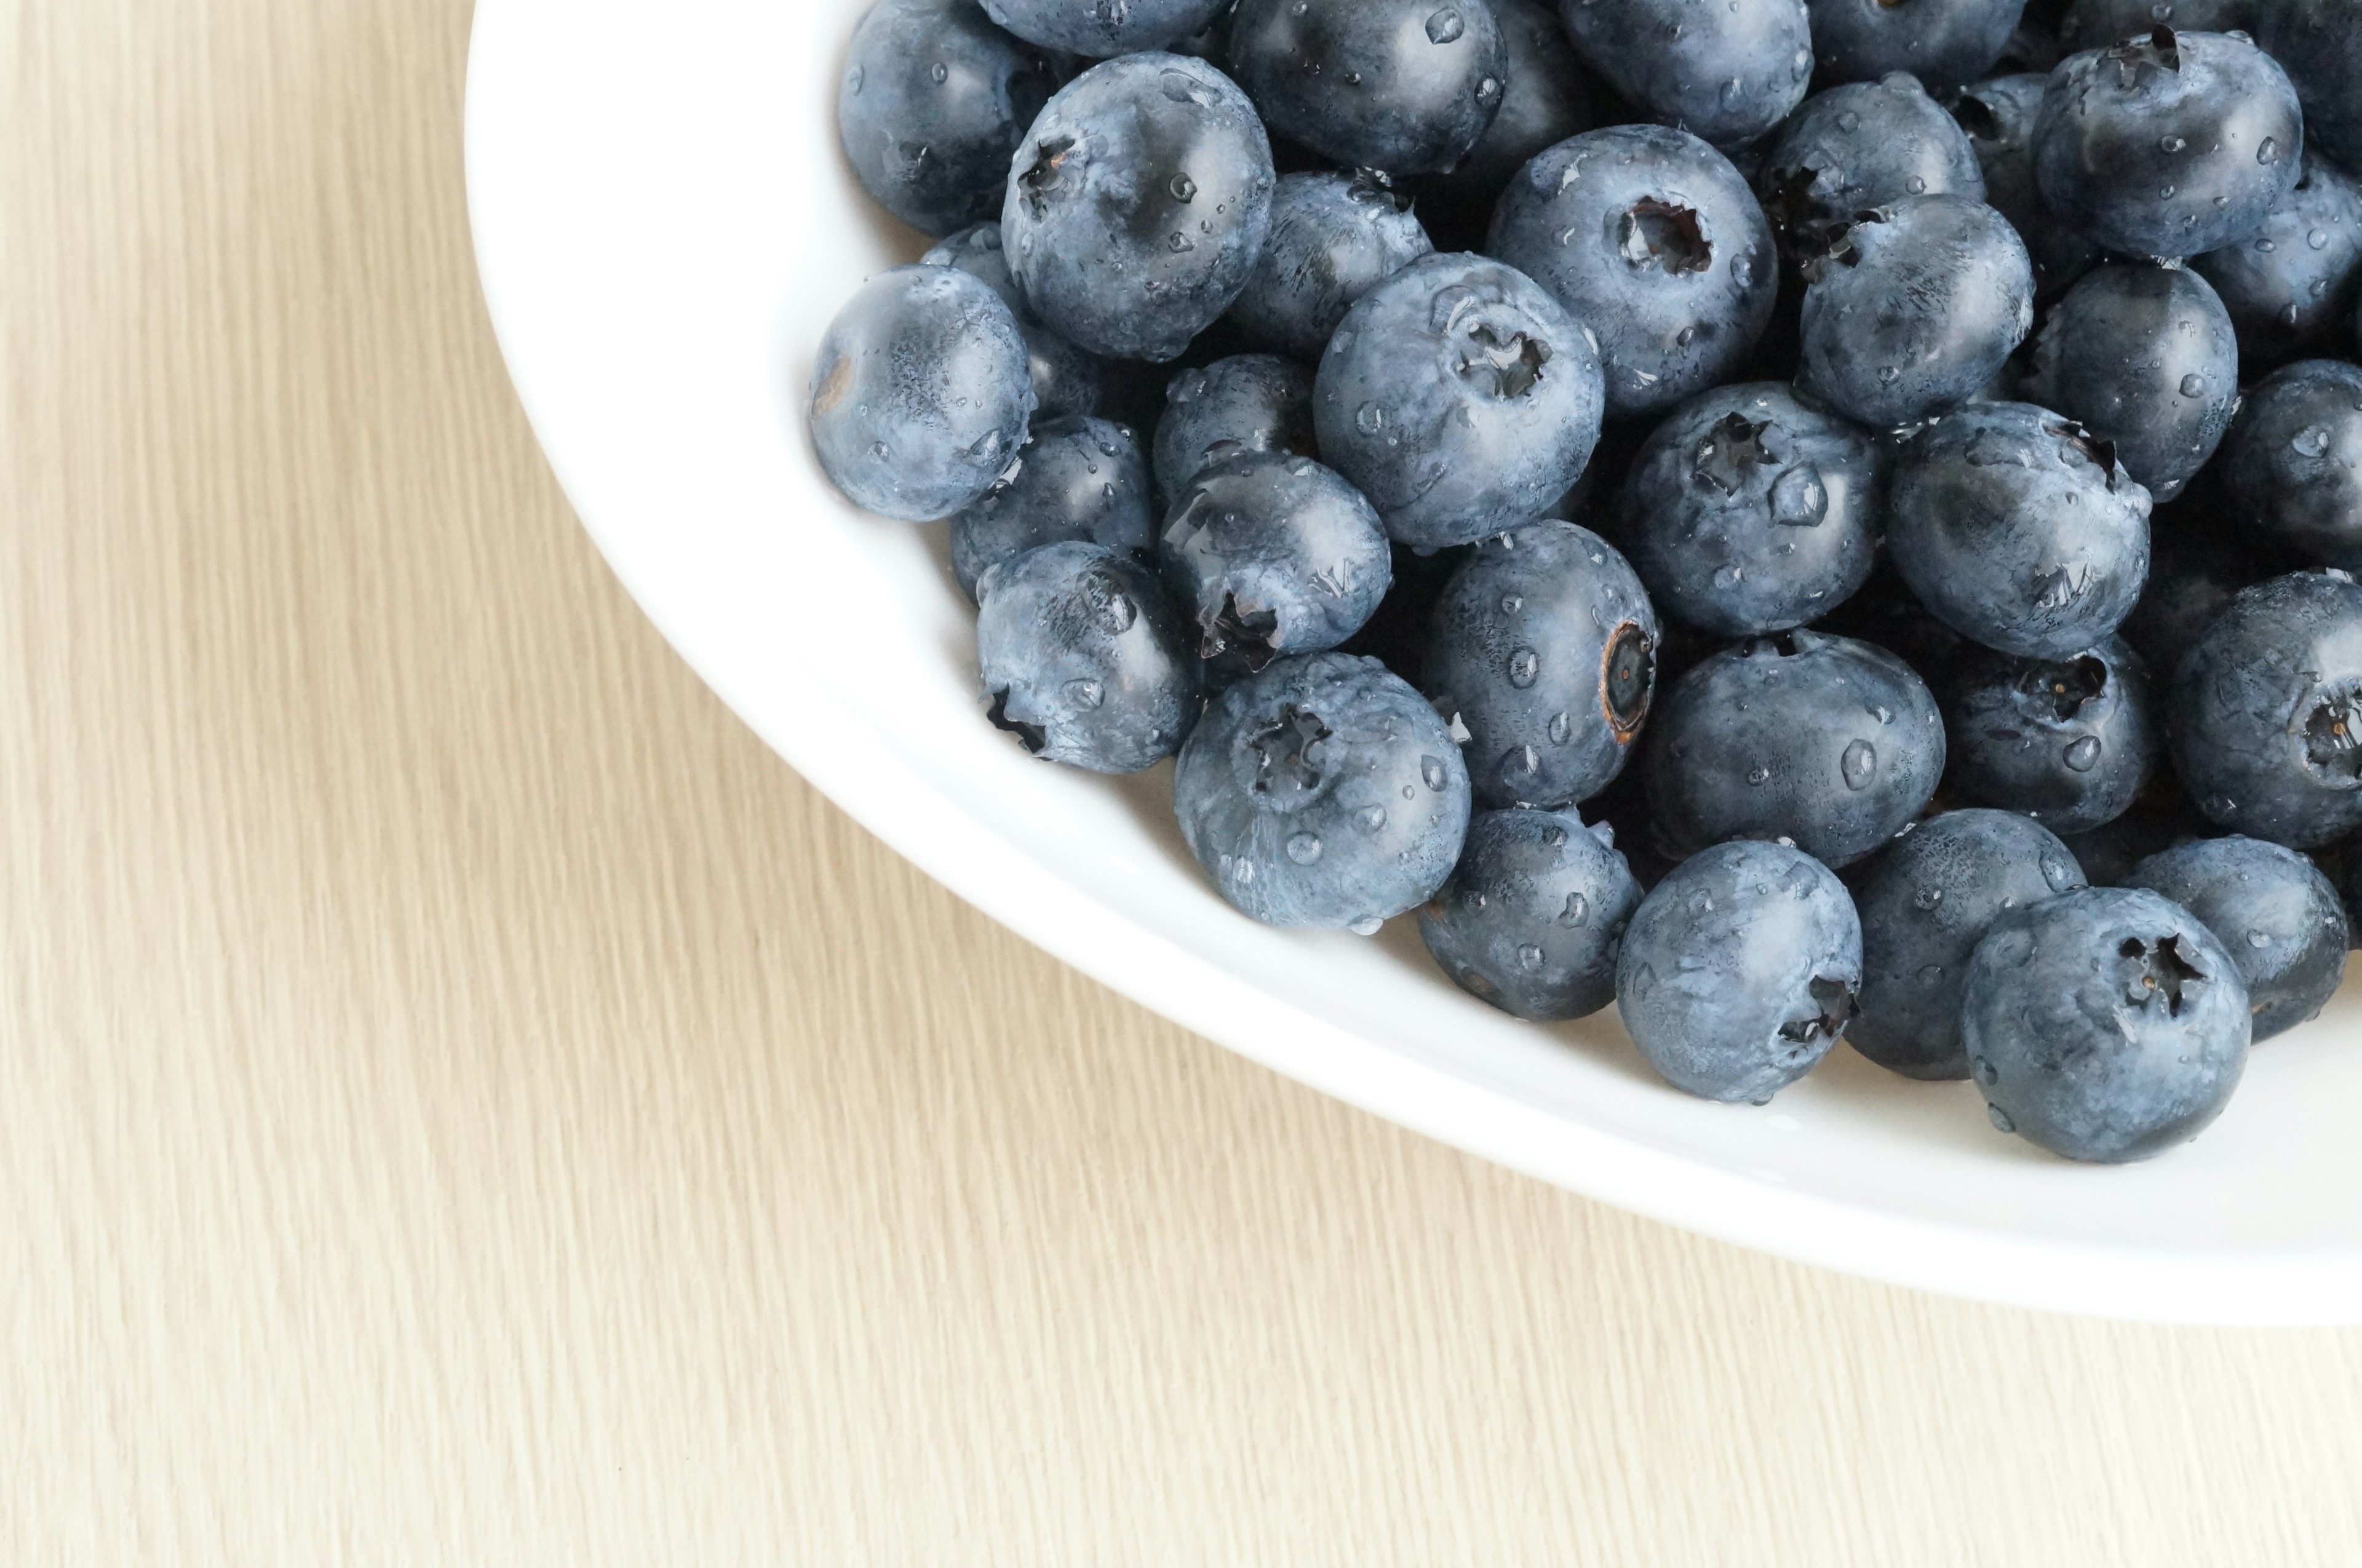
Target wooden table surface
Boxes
[13,2,2362,1561]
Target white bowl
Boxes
[466,0,2362,1324]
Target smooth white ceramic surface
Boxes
[465,0,2362,1324]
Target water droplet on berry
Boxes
[1421,755,1449,790]
[1356,403,1386,435]
[2040,854,2079,893]
[1286,832,1324,865]
[1561,892,1589,927]
[1548,711,1573,745]
[1353,805,1387,835]
[2248,929,2273,949]
[2295,424,2334,457]
[930,61,948,84]
[1914,886,1943,911]
[2259,137,2281,165]
[1747,765,1771,786]
[1987,1104,2016,1134]
[1349,915,1384,936]
[2063,736,2103,772]
[1919,965,1944,985]
[1770,464,1827,527]
[2160,135,2185,153]
[1506,647,1540,688]
[1425,7,1465,42]
[1842,739,1877,789]
[1500,594,1522,615]
[2311,228,2332,250]
[1063,678,1104,710]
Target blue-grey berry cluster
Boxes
[807,0,2362,1163]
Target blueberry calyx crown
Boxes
[987,688,1049,755]
[1251,704,1333,797]
[1618,199,1712,276]
[2019,653,2110,723]
[1204,591,1281,669]
[1017,135,1078,219]
[2117,933,2207,1017]
[1778,975,1861,1049]
[1693,413,1775,496]
[2305,690,2362,784]
[1602,621,1656,741]
[2107,26,2183,89]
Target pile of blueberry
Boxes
[813,0,2362,1164]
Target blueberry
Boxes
[2017,261,2240,501]
[2169,570,2362,848]
[1949,73,2102,301]
[1805,0,2030,91]
[1615,838,1864,1103]
[1314,253,1605,550]
[838,0,1061,237]
[1418,808,1644,1019]
[1797,196,2035,429]
[1002,54,1276,363]
[1173,651,1472,928]
[1887,401,2152,659]
[1963,886,2251,1162]
[2253,0,2362,174]
[1559,0,1816,149]
[1757,74,1987,258]
[1447,0,1608,201]
[2059,0,2252,53]
[975,541,1201,771]
[2192,157,2362,368]
[1227,0,1508,176]
[1489,125,1779,418]
[2033,28,2302,260]
[923,225,1113,421]
[1226,172,1436,364]
[2120,490,2284,672]
[980,0,1233,57]
[1159,452,1394,671]
[809,265,1036,521]
[952,416,1156,600]
[2129,836,2350,1040]
[1617,383,1883,636]
[1153,354,1318,502]
[2218,359,2362,568]
[1422,520,1660,810]
[1939,635,2160,833]
[1849,809,2086,1080]
[1642,630,1946,869]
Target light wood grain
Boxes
[8,2,2362,1562]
